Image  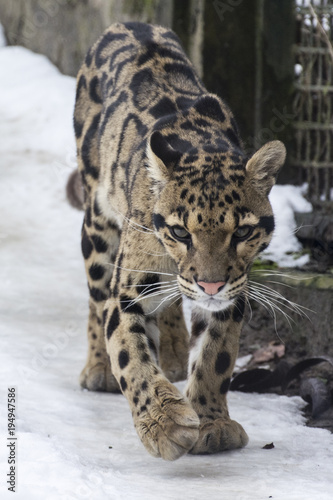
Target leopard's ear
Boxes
[245,141,286,195]
[146,131,181,187]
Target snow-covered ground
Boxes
[1,44,332,500]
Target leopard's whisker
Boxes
[129,284,179,303]
[123,280,177,288]
[247,287,287,338]
[248,280,313,318]
[121,286,179,311]
[247,288,294,331]
[108,262,177,277]
[114,209,155,234]
[147,290,181,315]
[245,295,253,322]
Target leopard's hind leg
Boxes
[75,62,120,392]
[79,212,121,392]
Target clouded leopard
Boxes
[73,22,286,460]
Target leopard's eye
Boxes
[170,226,191,241]
[233,226,253,240]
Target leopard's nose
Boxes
[197,281,226,296]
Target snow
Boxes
[1,44,332,500]
[265,185,312,267]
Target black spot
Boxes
[81,229,93,259]
[141,381,148,391]
[215,352,231,375]
[153,213,166,231]
[232,294,245,322]
[93,196,102,216]
[89,76,102,104]
[145,397,151,405]
[180,188,188,200]
[141,352,150,363]
[194,96,226,123]
[130,324,146,334]
[183,155,198,165]
[259,216,275,235]
[225,194,233,204]
[219,377,231,394]
[73,116,83,140]
[219,215,225,224]
[232,190,241,202]
[199,395,207,406]
[118,350,129,369]
[106,307,120,339]
[120,376,127,391]
[188,194,195,204]
[133,396,139,406]
[259,242,268,253]
[209,328,221,341]
[120,295,144,315]
[92,332,97,340]
[91,235,108,253]
[150,96,177,119]
[89,287,107,302]
[85,207,92,227]
[89,263,105,281]
[191,320,207,338]
[197,214,203,224]
[140,405,147,413]
[95,351,101,357]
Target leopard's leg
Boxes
[186,296,249,455]
[79,201,121,392]
[103,230,199,460]
[158,298,189,382]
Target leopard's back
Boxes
[74,22,239,225]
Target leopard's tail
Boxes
[66,170,84,210]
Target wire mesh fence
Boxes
[292,0,333,202]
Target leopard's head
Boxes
[146,131,286,313]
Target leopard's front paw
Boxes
[80,358,120,392]
[133,380,199,460]
[189,418,248,455]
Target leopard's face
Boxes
[151,143,281,313]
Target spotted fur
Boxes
[74,22,286,460]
